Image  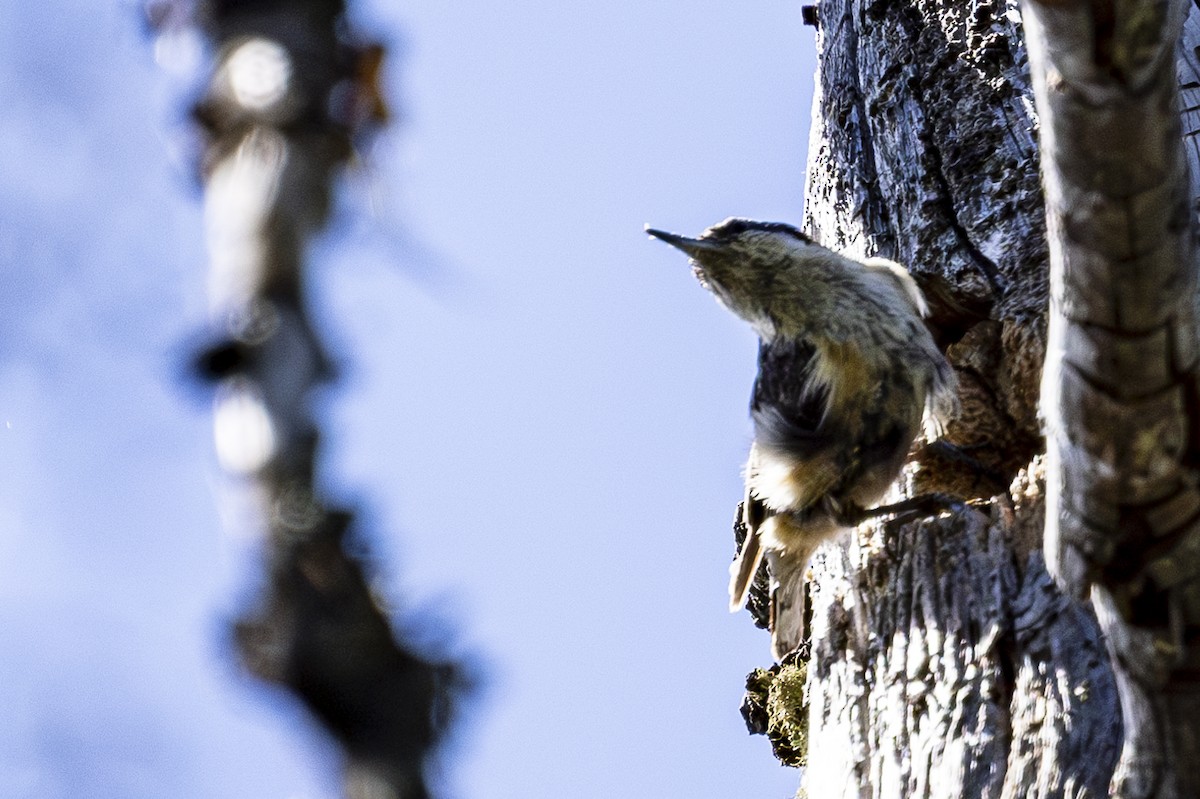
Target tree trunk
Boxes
[1027,0,1200,795]
[738,1,1159,795]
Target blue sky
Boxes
[0,2,815,796]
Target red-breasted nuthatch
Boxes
[647,218,958,660]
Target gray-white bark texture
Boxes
[735,0,1161,796]
[1026,0,1200,796]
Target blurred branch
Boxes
[151,1,461,796]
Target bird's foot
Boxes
[835,492,965,528]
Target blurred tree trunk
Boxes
[742,1,1200,795]
[156,2,462,797]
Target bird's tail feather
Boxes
[730,491,770,612]
[729,524,764,612]
[767,542,818,661]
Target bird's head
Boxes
[646,218,820,333]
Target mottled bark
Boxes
[1026,0,1200,796]
[160,2,462,796]
[741,1,1125,796]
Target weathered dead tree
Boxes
[741,1,1132,795]
[150,1,461,796]
[1027,0,1200,796]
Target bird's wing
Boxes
[749,336,849,510]
[732,338,835,624]
[750,337,827,445]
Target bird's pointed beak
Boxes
[645,225,722,257]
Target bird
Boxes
[647,218,958,660]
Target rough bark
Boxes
[1026,0,1200,796]
[740,1,1124,796]
[157,2,462,796]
